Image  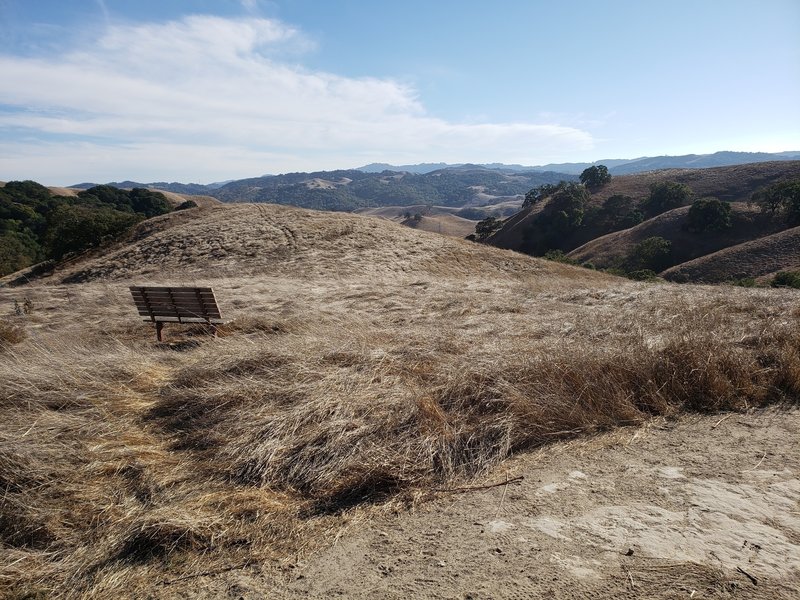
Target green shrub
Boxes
[730,277,757,288]
[627,269,660,281]
[771,271,800,289]
[175,200,198,211]
[474,216,503,241]
[685,197,731,233]
[641,181,692,217]
[629,236,673,272]
[543,249,579,265]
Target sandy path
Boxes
[287,409,800,599]
[171,409,800,599]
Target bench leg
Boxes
[156,321,164,342]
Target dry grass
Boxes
[588,160,800,206]
[0,319,26,348]
[1,203,799,597]
[567,202,788,272]
[662,225,800,283]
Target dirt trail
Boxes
[188,408,800,599]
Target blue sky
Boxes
[0,0,798,184]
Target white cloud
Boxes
[0,15,594,184]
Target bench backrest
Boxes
[129,286,223,324]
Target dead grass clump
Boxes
[0,319,25,348]
[112,513,218,563]
[225,314,296,335]
[135,317,800,521]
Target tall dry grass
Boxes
[1,273,798,598]
[1,202,799,597]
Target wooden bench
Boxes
[129,286,223,341]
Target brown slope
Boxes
[150,189,221,208]
[588,160,800,205]
[340,206,479,238]
[50,202,612,285]
[355,204,464,218]
[399,213,477,238]
[662,226,800,283]
[488,161,800,255]
[567,202,787,270]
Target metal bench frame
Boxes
[129,286,223,341]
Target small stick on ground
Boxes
[162,562,254,585]
[742,450,767,472]
[711,414,732,429]
[736,566,758,586]
[434,475,524,494]
[622,564,635,590]
[494,472,510,519]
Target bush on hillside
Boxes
[474,216,503,241]
[543,249,579,265]
[579,165,611,189]
[751,180,800,225]
[600,194,644,229]
[0,230,41,274]
[751,179,799,211]
[129,188,174,218]
[771,271,800,289]
[522,181,568,208]
[685,197,732,233]
[520,182,590,255]
[641,181,693,217]
[629,236,672,272]
[175,200,198,211]
[626,269,660,281]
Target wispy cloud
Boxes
[94,0,110,24]
[0,15,594,183]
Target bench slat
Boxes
[130,286,214,293]
[129,290,216,296]
[132,300,218,310]
[135,311,222,319]
[142,317,224,324]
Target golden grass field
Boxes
[1,202,799,598]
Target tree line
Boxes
[0,181,173,276]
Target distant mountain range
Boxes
[357,151,800,175]
[68,151,800,211]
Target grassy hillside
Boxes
[356,205,482,238]
[583,160,800,206]
[1,201,799,597]
[566,202,786,271]
[488,161,800,281]
[661,226,800,283]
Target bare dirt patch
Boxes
[262,409,800,599]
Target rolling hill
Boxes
[48,202,594,285]
[488,161,800,281]
[661,225,800,283]
[566,202,787,271]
